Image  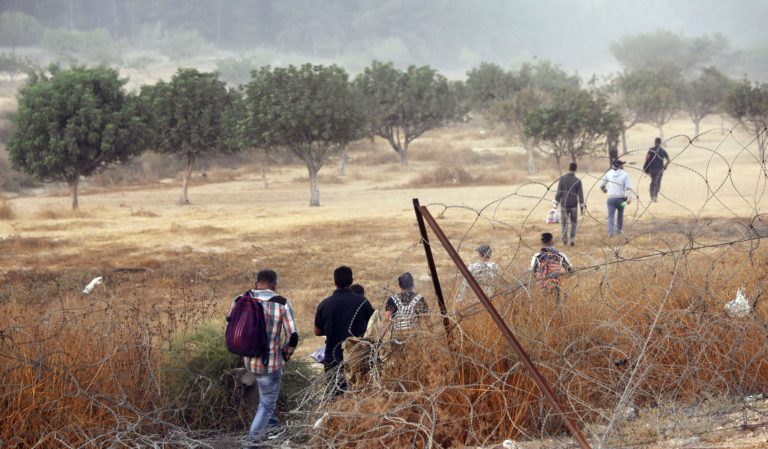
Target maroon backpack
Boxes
[225,292,285,363]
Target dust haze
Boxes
[1,0,767,79]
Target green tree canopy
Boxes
[355,61,464,166]
[465,62,519,111]
[725,79,768,162]
[8,65,148,209]
[610,30,731,76]
[244,64,364,206]
[0,11,43,52]
[142,68,236,205]
[683,67,733,136]
[615,65,684,140]
[484,60,580,173]
[524,88,622,173]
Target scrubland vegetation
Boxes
[1,2,768,448]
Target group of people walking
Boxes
[555,137,671,240]
[236,266,430,445]
[235,137,671,446]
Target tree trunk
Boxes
[399,142,409,167]
[657,124,664,141]
[694,119,700,138]
[526,146,537,174]
[308,163,320,207]
[721,115,726,135]
[621,129,628,155]
[181,153,195,205]
[338,148,347,177]
[554,154,563,176]
[70,177,79,210]
[260,153,268,189]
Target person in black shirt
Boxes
[643,137,670,202]
[553,162,585,246]
[314,266,374,395]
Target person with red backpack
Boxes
[227,269,299,443]
[529,233,573,297]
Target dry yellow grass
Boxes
[0,193,13,219]
[0,116,766,448]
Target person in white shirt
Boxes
[599,159,635,237]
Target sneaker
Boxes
[265,426,286,441]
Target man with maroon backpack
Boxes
[529,232,573,299]
[228,269,299,443]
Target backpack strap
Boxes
[268,295,287,305]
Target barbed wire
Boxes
[1,123,767,448]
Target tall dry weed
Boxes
[2,223,767,448]
[313,246,768,448]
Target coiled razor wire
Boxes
[0,123,767,449]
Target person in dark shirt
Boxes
[314,266,374,395]
[643,137,670,202]
[553,162,585,246]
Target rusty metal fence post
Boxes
[413,198,451,339]
[414,200,593,449]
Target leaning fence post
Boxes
[413,198,451,339]
[417,203,593,449]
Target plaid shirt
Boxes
[232,289,298,375]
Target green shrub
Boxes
[159,320,319,431]
[160,322,244,430]
[279,356,317,414]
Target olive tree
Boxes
[524,88,623,174]
[725,79,768,162]
[244,64,364,206]
[485,61,580,173]
[8,65,148,210]
[142,68,236,205]
[0,11,43,53]
[465,62,519,111]
[355,61,464,166]
[683,67,733,136]
[615,65,684,140]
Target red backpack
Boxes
[225,292,284,362]
[537,250,564,288]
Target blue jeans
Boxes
[249,369,282,440]
[607,198,625,236]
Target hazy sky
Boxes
[429,0,768,76]
[2,0,766,78]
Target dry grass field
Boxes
[1,114,768,448]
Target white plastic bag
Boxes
[545,208,559,224]
[310,344,326,363]
[83,276,103,294]
[725,287,752,318]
